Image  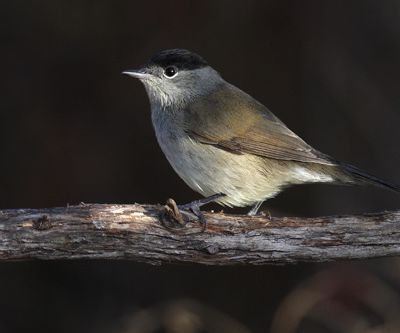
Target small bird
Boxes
[123,49,399,219]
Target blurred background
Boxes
[1,0,400,332]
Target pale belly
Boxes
[156,132,285,207]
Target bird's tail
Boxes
[336,161,400,193]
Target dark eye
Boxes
[164,66,177,78]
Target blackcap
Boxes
[123,49,399,216]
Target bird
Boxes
[123,48,399,221]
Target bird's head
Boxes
[123,49,223,108]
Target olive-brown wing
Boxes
[184,83,335,166]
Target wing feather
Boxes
[184,83,335,166]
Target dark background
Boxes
[1,1,400,332]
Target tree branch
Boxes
[0,203,399,264]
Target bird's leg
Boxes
[247,201,264,216]
[178,193,225,211]
[161,193,225,229]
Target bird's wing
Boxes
[184,84,336,165]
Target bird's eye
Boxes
[164,66,177,78]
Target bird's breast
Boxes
[150,107,285,207]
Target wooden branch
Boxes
[0,203,399,264]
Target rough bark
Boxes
[0,203,399,265]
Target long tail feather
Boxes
[338,162,400,193]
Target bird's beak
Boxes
[122,69,151,79]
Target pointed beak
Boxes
[122,69,151,79]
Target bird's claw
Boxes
[160,193,226,230]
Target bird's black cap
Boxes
[148,49,208,71]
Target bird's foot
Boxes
[160,193,225,230]
[247,201,272,220]
[247,201,264,216]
